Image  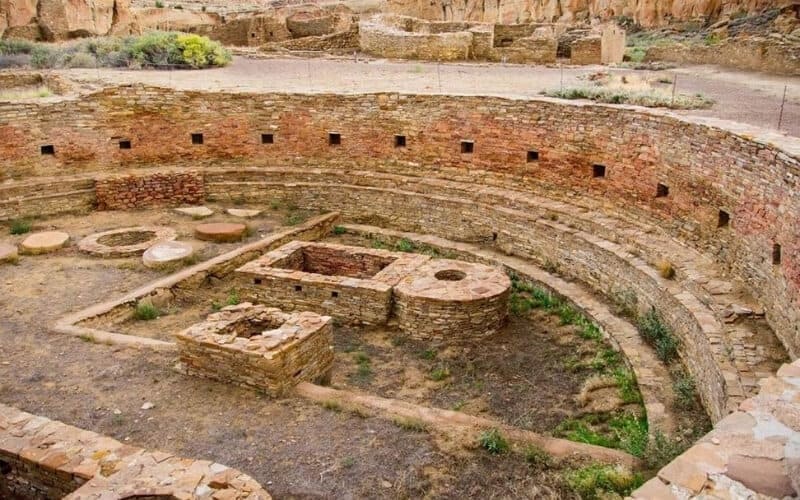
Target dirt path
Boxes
[61,56,800,137]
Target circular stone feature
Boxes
[0,243,18,263]
[143,241,196,269]
[194,222,247,243]
[19,231,70,255]
[79,226,177,258]
[174,206,214,218]
[394,259,511,341]
[226,208,262,218]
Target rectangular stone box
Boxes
[174,303,334,397]
[235,241,429,324]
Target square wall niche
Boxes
[175,303,334,396]
[235,241,429,325]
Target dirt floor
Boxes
[0,207,590,499]
[59,56,800,137]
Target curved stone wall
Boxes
[0,85,797,362]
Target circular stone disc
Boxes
[174,206,214,218]
[226,208,262,218]
[143,241,196,269]
[194,223,247,243]
[0,243,18,263]
[20,231,69,255]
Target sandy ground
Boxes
[0,208,584,498]
[60,56,800,137]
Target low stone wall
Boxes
[265,26,359,51]
[632,357,800,499]
[571,36,601,64]
[394,258,511,341]
[645,38,800,76]
[359,19,474,60]
[95,170,204,210]
[175,303,334,396]
[0,403,271,499]
[489,34,557,63]
[235,241,429,325]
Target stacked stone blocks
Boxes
[175,303,334,397]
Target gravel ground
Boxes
[61,56,800,137]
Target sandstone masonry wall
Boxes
[95,170,204,210]
[0,86,795,362]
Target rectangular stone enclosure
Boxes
[235,241,429,324]
[174,303,334,397]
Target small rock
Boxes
[226,208,262,218]
[113,409,122,415]
[0,243,18,264]
[174,206,214,218]
[194,223,247,243]
[711,437,720,445]
[381,480,392,489]
[141,402,155,410]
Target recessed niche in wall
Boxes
[328,133,341,145]
[191,133,204,145]
[331,291,339,298]
[40,145,55,155]
[773,243,782,266]
[527,150,539,162]
[295,285,303,292]
[461,140,474,154]
[656,183,669,197]
[261,133,274,144]
[718,210,730,228]
[592,164,606,178]
[119,140,132,150]
[394,135,406,148]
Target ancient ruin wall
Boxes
[95,170,204,209]
[0,86,798,365]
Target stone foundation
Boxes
[95,171,204,210]
[0,403,270,499]
[78,226,177,258]
[394,259,511,341]
[175,303,334,397]
[235,241,429,325]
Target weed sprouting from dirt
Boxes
[133,300,160,321]
[392,417,429,433]
[478,428,509,454]
[637,307,679,362]
[429,365,450,381]
[672,370,697,409]
[524,445,553,468]
[9,219,32,235]
[566,463,644,499]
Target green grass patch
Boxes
[332,225,347,235]
[478,428,509,454]
[9,219,32,235]
[392,417,429,432]
[133,300,160,321]
[672,370,697,409]
[614,368,643,405]
[566,464,644,499]
[395,238,415,252]
[524,445,553,468]
[556,412,648,457]
[429,365,450,381]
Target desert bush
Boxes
[544,86,714,110]
[478,428,509,454]
[9,219,32,235]
[672,370,697,409]
[657,260,676,279]
[0,39,36,55]
[637,307,679,362]
[134,300,160,321]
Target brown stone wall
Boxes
[570,35,602,64]
[0,85,798,365]
[95,171,204,210]
[645,38,800,76]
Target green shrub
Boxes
[478,428,509,454]
[155,0,164,7]
[134,300,160,321]
[65,52,97,68]
[392,417,428,432]
[637,308,679,362]
[0,39,36,55]
[544,86,713,110]
[672,371,696,409]
[332,225,347,235]
[395,238,415,252]
[555,418,616,449]
[9,219,32,235]
[429,365,450,381]
[609,413,648,457]
[566,464,643,499]
[225,290,240,306]
[644,430,687,470]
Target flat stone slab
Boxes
[174,206,214,218]
[143,241,196,269]
[19,231,69,255]
[0,243,18,263]
[194,223,247,243]
[226,208,262,218]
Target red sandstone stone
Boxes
[194,223,247,243]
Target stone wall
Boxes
[570,35,601,64]
[645,38,800,76]
[0,86,798,364]
[0,403,271,499]
[175,303,334,396]
[95,170,204,210]
[359,15,476,60]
